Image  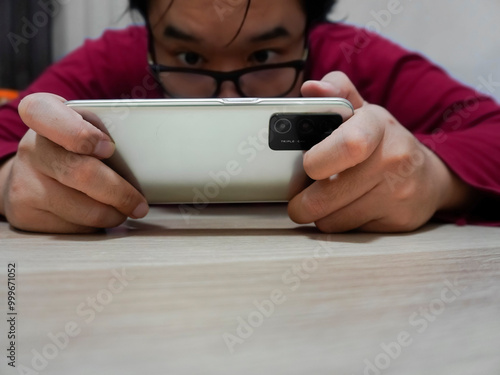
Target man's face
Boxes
[148,0,307,98]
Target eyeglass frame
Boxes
[148,52,308,98]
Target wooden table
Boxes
[1,204,500,374]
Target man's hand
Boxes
[290,72,474,233]
[0,93,149,233]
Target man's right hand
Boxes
[0,93,149,233]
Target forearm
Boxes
[430,148,481,213]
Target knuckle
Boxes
[6,164,31,205]
[386,138,415,168]
[53,152,83,181]
[8,179,25,203]
[389,151,412,173]
[301,195,329,221]
[71,124,97,155]
[364,103,385,116]
[389,212,419,232]
[113,188,139,212]
[340,126,371,164]
[393,178,418,202]
[5,187,34,230]
[76,158,100,182]
[16,136,34,158]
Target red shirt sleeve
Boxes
[307,23,500,226]
[0,25,160,162]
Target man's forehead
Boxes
[151,0,302,25]
[152,0,304,42]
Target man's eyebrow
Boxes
[163,25,291,43]
[163,25,201,42]
[249,27,291,42]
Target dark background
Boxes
[0,0,53,90]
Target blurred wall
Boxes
[51,0,132,61]
[1,0,53,90]
[332,0,500,100]
[51,0,500,100]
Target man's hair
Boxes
[129,0,337,30]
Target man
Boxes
[0,0,498,233]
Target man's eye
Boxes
[178,52,203,66]
[250,50,277,64]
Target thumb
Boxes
[18,93,115,159]
[301,71,366,110]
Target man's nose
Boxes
[218,81,240,98]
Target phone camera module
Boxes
[298,119,315,134]
[273,118,293,134]
[269,113,344,151]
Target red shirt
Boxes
[1,23,500,225]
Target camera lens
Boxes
[298,119,315,134]
[320,121,335,135]
[273,118,292,134]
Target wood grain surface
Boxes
[1,204,499,375]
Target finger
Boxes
[313,187,426,234]
[301,71,365,109]
[36,172,128,229]
[312,189,384,233]
[288,164,379,224]
[28,133,149,219]
[358,217,418,233]
[303,106,385,181]
[18,93,115,158]
[311,180,430,233]
[358,198,434,233]
[9,207,100,234]
[5,161,123,233]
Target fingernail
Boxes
[131,202,149,219]
[93,140,115,158]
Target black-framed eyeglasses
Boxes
[149,59,306,98]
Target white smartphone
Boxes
[66,98,354,204]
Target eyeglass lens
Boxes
[158,66,298,98]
